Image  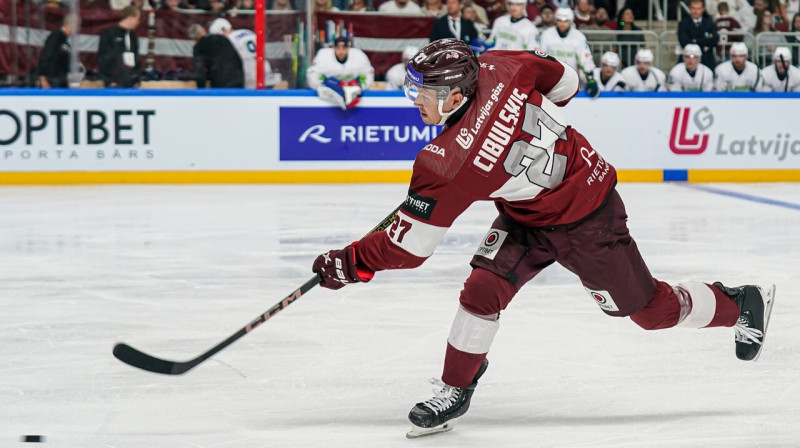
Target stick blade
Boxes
[113,343,190,375]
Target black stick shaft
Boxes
[113,205,401,375]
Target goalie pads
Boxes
[317,77,363,110]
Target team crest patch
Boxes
[584,287,619,312]
[474,229,507,260]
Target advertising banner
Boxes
[1,91,799,183]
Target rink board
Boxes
[0,89,798,184]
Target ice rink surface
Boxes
[1,182,798,448]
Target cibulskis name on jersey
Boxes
[473,87,527,172]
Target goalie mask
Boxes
[404,39,479,125]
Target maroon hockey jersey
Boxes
[357,50,617,272]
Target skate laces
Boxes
[734,315,763,345]
[421,379,461,414]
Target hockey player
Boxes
[621,48,666,91]
[760,46,800,92]
[714,42,763,91]
[538,7,599,96]
[487,0,539,51]
[208,18,272,89]
[311,38,775,438]
[591,51,627,92]
[668,44,715,91]
[306,36,375,109]
[385,46,419,90]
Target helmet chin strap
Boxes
[436,96,469,126]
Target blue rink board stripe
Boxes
[663,170,689,182]
[679,184,800,211]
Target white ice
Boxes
[1,183,798,448]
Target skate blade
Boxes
[752,284,776,362]
[406,419,457,439]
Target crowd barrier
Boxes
[2,1,799,86]
[1,89,799,185]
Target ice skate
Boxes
[406,359,489,439]
[713,282,776,361]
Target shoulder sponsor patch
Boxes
[402,190,437,220]
[474,229,508,260]
[583,287,619,312]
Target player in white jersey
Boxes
[385,46,419,90]
[591,51,626,92]
[487,0,539,51]
[208,18,272,89]
[668,44,715,91]
[307,36,375,109]
[621,48,666,91]
[760,46,800,92]
[538,7,598,95]
[714,42,763,91]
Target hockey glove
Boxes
[317,77,363,110]
[585,73,600,98]
[312,242,375,290]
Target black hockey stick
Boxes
[113,205,401,375]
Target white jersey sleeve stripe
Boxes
[545,59,580,105]
[385,210,449,258]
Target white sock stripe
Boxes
[447,306,499,354]
[676,281,717,328]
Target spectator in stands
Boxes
[423,0,448,16]
[583,7,617,29]
[385,46,419,89]
[621,48,666,90]
[431,0,480,42]
[379,0,423,14]
[186,23,244,88]
[678,0,719,69]
[668,43,715,90]
[112,0,154,10]
[349,0,375,11]
[535,4,557,30]
[788,13,800,61]
[591,51,627,91]
[270,0,295,10]
[97,5,141,88]
[463,0,490,26]
[714,42,765,90]
[476,0,506,24]
[755,9,788,62]
[463,5,491,38]
[539,8,597,87]
[38,15,76,89]
[526,0,556,23]
[708,0,754,29]
[616,7,643,67]
[307,36,375,109]
[314,0,340,11]
[760,46,800,90]
[778,0,799,24]
[235,0,255,9]
[573,0,594,28]
[487,0,539,49]
[715,2,744,59]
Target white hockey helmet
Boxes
[774,46,792,63]
[555,7,574,22]
[600,51,621,68]
[635,48,654,64]
[683,43,702,59]
[507,0,527,4]
[403,46,420,62]
[209,18,232,35]
[730,42,748,57]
